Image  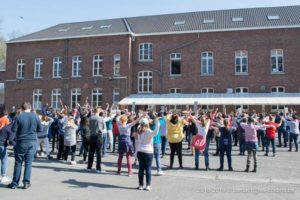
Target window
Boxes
[271,86,285,93]
[174,20,185,25]
[170,53,181,75]
[93,55,103,76]
[169,88,182,94]
[235,87,249,93]
[271,105,285,112]
[34,58,43,78]
[271,49,284,73]
[169,105,184,111]
[267,15,280,20]
[139,43,153,61]
[235,105,249,111]
[232,17,244,22]
[16,59,25,79]
[201,88,214,94]
[113,88,120,103]
[91,88,103,107]
[71,88,81,108]
[51,88,61,109]
[53,57,62,78]
[235,50,248,74]
[33,89,42,110]
[201,105,214,111]
[203,19,214,24]
[138,71,153,93]
[114,54,120,76]
[72,56,82,77]
[201,52,214,75]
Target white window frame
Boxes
[51,88,61,109]
[271,49,284,74]
[271,86,285,93]
[201,105,214,111]
[53,57,62,78]
[235,87,249,93]
[72,56,82,77]
[169,88,182,94]
[114,54,120,76]
[113,88,120,103]
[93,55,103,77]
[201,88,214,94]
[235,105,249,112]
[170,53,181,76]
[201,52,214,75]
[139,43,153,62]
[91,88,103,107]
[138,71,153,93]
[235,50,248,74]
[71,88,81,108]
[34,58,43,79]
[16,59,25,79]
[33,89,42,110]
[271,105,285,112]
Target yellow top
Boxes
[166,115,186,143]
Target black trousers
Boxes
[57,134,64,160]
[63,145,76,161]
[88,135,102,170]
[169,141,183,167]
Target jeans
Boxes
[153,144,162,172]
[194,140,210,167]
[88,135,102,170]
[219,144,232,169]
[107,130,113,150]
[12,142,37,186]
[239,138,246,154]
[257,129,265,148]
[169,142,182,167]
[102,132,108,156]
[161,136,167,156]
[63,145,76,161]
[265,138,276,154]
[37,137,50,156]
[0,146,8,177]
[137,152,153,186]
[289,133,299,151]
[278,127,287,146]
[82,138,89,162]
[232,129,238,146]
[215,136,220,155]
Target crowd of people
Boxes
[0,99,299,191]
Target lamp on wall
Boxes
[16,79,21,83]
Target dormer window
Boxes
[203,19,214,24]
[174,20,185,25]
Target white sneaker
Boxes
[70,161,76,165]
[137,185,143,190]
[1,176,12,183]
[145,185,151,191]
[157,171,164,176]
[63,160,67,164]
[96,170,106,174]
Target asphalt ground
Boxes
[0,140,299,200]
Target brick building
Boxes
[1,5,300,113]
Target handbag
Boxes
[192,134,206,153]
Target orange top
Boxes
[0,116,10,130]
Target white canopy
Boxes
[119,93,300,106]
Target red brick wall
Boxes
[1,28,300,112]
[1,35,131,109]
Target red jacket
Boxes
[265,121,280,139]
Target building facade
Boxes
[1,6,300,112]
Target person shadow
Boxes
[62,179,135,190]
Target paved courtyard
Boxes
[0,142,299,200]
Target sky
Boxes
[1,0,300,40]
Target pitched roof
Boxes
[9,18,130,43]
[8,5,300,43]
